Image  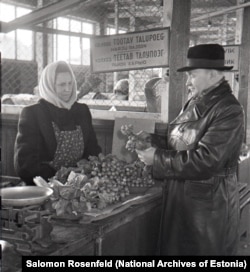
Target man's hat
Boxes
[177,43,233,72]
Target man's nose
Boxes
[186,77,191,87]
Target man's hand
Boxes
[135,130,151,142]
[136,147,156,166]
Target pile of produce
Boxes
[49,172,129,217]
[48,153,154,217]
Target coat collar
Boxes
[195,80,232,116]
[171,80,232,124]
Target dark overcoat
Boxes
[153,80,244,255]
[14,99,101,184]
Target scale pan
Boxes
[0,186,53,207]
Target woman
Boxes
[14,61,101,185]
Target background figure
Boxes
[14,61,101,185]
[144,77,162,113]
[92,92,109,100]
[77,74,102,100]
[111,79,129,100]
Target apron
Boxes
[51,122,84,170]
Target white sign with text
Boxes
[224,45,239,71]
[90,28,170,73]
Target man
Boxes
[136,44,244,255]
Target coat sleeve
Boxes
[82,106,102,158]
[153,103,244,180]
[14,106,55,184]
[151,133,168,149]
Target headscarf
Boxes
[114,79,129,96]
[39,61,77,110]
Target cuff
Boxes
[153,148,175,179]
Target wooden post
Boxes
[160,0,173,123]
[36,0,44,80]
[113,0,119,86]
[232,0,243,100]
[35,0,52,81]
[235,0,243,45]
[168,0,191,122]
[128,2,136,102]
[221,14,228,45]
[238,6,250,144]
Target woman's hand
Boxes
[136,147,156,166]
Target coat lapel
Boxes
[171,81,232,125]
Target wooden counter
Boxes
[1,190,162,258]
[49,193,162,256]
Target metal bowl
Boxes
[0,186,53,207]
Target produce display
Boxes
[46,153,155,218]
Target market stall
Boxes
[1,0,250,263]
[1,179,162,257]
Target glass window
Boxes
[16,29,33,60]
[53,17,93,65]
[70,19,81,32]
[107,27,126,35]
[53,34,57,62]
[82,22,93,34]
[0,3,33,60]
[70,36,81,64]
[0,3,15,59]
[81,37,90,65]
[107,27,116,35]
[57,17,69,31]
[57,35,69,61]
[16,6,31,17]
[0,31,15,59]
[0,3,15,22]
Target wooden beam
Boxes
[24,25,93,38]
[235,0,243,44]
[0,0,105,33]
[238,6,250,144]
[191,27,235,33]
[193,34,235,41]
[163,0,173,27]
[159,0,173,123]
[1,0,83,33]
[191,2,250,22]
[168,0,191,122]
[107,8,162,18]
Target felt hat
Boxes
[177,43,233,72]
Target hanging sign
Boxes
[90,28,170,73]
[223,45,239,71]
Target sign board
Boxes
[90,28,170,73]
[224,45,239,71]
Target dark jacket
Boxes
[153,80,244,255]
[14,99,101,184]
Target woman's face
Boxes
[55,72,73,102]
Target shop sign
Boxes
[90,28,169,73]
[224,45,239,71]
